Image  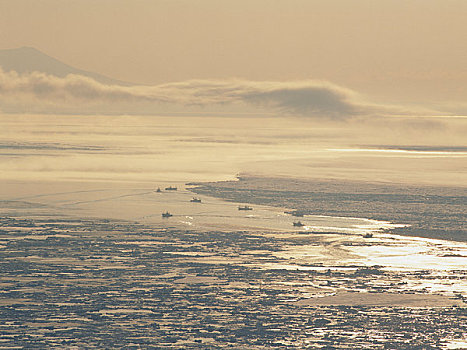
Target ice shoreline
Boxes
[188,175,467,243]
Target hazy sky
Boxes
[1,0,467,106]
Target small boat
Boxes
[362,233,373,238]
[238,205,253,211]
[293,221,305,227]
[155,187,162,193]
[165,186,177,191]
[162,211,173,218]
[190,197,202,203]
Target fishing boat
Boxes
[293,221,305,227]
[162,211,173,218]
[190,197,202,203]
[238,205,253,211]
[155,187,162,193]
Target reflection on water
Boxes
[345,235,467,271]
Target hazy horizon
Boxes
[2,1,467,104]
[2,0,467,113]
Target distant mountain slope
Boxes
[0,46,129,86]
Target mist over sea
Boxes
[2,113,466,184]
[1,113,465,241]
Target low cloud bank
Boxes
[0,68,426,118]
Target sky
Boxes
[1,0,467,109]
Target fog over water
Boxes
[2,113,465,242]
[1,114,466,186]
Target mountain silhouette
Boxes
[0,46,129,85]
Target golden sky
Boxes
[1,0,467,107]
